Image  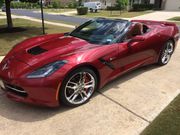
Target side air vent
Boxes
[27,46,47,55]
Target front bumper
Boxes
[0,77,62,107]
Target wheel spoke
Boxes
[82,91,88,97]
[71,93,79,102]
[84,84,94,89]
[66,85,76,90]
[79,72,86,83]
[165,42,173,54]
[85,80,93,85]
[69,81,78,86]
[68,91,76,100]
[79,93,84,101]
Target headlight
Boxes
[27,60,67,79]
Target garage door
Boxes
[164,0,180,10]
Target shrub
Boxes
[68,1,78,8]
[77,6,88,15]
[107,6,121,11]
[11,2,40,9]
[132,4,154,11]
[0,0,4,7]
[116,0,128,10]
[52,1,61,9]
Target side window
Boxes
[126,23,143,40]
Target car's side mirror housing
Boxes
[130,36,145,42]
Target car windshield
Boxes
[70,19,130,45]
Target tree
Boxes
[4,0,38,30]
[0,0,3,7]
[78,0,82,6]
[5,0,13,30]
[116,0,128,10]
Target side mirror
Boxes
[130,36,145,42]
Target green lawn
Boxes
[141,94,180,135]
[167,17,180,25]
[168,16,180,21]
[174,22,180,25]
[44,18,79,26]
[76,10,152,18]
[0,18,72,56]
[43,8,76,13]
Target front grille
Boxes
[5,83,28,97]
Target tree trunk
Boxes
[5,0,13,30]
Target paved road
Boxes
[11,9,89,25]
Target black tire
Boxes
[90,9,93,12]
[158,40,174,66]
[59,67,98,107]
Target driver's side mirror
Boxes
[130,36,145,43]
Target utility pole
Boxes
[40,0,45,34]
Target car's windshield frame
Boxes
[70,18,131,45]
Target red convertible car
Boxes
[0,18,179,107]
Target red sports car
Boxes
[0,18,179,107]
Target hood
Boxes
[8,35,99,66]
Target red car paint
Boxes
[0,20,179,107]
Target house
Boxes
[133,0,180,10]
[160,0,180,11]
[82,0,180,11]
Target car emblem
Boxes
[2,61,9,71]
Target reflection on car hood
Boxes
[8,34,100,66]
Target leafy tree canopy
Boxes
[116,0,128,8]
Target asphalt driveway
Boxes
[0,42,179,135]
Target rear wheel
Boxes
[59,68,98,107]
[158,40,174,66]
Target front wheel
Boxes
[59,68,98,107]
[158,40,174,66]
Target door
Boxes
[117,23,155,73]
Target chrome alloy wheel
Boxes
[65,72,95,105]
[161,41,174,64]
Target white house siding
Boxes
[164,0,180,10]
[150,0,155,4]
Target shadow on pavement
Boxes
[0,64,160,122]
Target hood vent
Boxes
[27,46,47,55]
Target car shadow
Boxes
[0,64,160,122]
[98,64,160,93]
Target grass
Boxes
[43,8,75,13]
[76,10,153,18]
[141,94,180,135]
[174,22,180,25]
[168,16,180,21]
[0,18,73,56]
[167,17,180,25]
[44,18,79,26]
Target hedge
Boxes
[132,4,154,11]
[11,2,40,9]
[77,7,88,15]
